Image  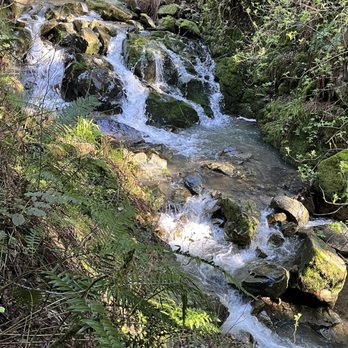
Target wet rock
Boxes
[126,19,145,31]
[256,247,268,259]
[271,195,309,226]
[281,221,299,237]
[41,21,76,44]
[268,232,285,247]
[40,19,58,37]
[140,13,156,29]
[61,54,123,113]
[267,212,287,225]
[73,18,90,32]
[203,161,239,177]
[235,261,290,298]
[176,19,200,37]
[81,28,101,55]
[146,91,199,130]
[313,222,348,257]
[221,198,259,247]
[316,150,348,220]
[60,34,88,54]
[297,233,347,306]
[220,146,252,163]
[96,119,144,146]
[45,3,88,21]
[183,174,203,195]
[88,1,135,22]
[93,26,111,55]
[181,79,213,118]
[158,4,181,17]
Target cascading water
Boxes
[21,6,332,347]
[159,194,315,348]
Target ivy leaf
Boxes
[27,207,47,217]
[11,213,25,226]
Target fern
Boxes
[24,227,43,256]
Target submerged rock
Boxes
[61,54,123,113]
[271,195,309,226]
[145,91,199,129]
[221,198,259,247]
[203,161,239,177]
[297,232,347,306]
[235,261,290,299]
[158,4,181,17]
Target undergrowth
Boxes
[0,5,225,347]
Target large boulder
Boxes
[81,28,101,55]
[316,150,348,220]
[271,195,309,226]
[234,261,289,299]
[313,222,348,257]
[61,54,123,113]
[145,91,199,129]
[221,198,259,247]
[297,233,347,306]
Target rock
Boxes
[268,232,285,247]
[140,13,156,29]
[203,161,239,177]
[267,212,287,225]
[256,247,268,259]
[183,174,203,195]
[45,3,88,21]
[96,119,144,146]
[297,233,347,306]
[73,19,90,32]
[313,222,348,257]
[61,54,123,113]
[88,1,135,21]
[81,28,101,55]
[220,146,252,163]
[271,195,309,226]
[41,21,76,44]
[180,79,213,117]
[93,26,111,55]
[126,20,145,31]
[40,19,58,37]
[159,16,176,33]
[235,261,290,298]
[132,152,168,176]
[316,150,348,220]
[176,19,200,37]
[281,221,299,237]
[60,34,88,54]
[145,91,199,129]
[158,4,180,17]
[221,198,259,247]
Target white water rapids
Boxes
[20,7,329,347]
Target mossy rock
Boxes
[87,0,135,21]
[176,19,200,37]
[297,233,347,306]
[61,54,123,113]
[221,198,259,247]
[81,28,101,55]
[158,4,180,17]
[181,79,213,118]
[159,16,176,33]
[146,91,199,129]
[317,150,348,202]
[216,57,244,114]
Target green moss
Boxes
[298,234,347,304]
[146,91,199,129]
[176,19,200,36]
[327,221,347,233]
[317,150,348,202]
[160,16,176,32]
[158,4,180,17]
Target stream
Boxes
[19,4,343,347]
